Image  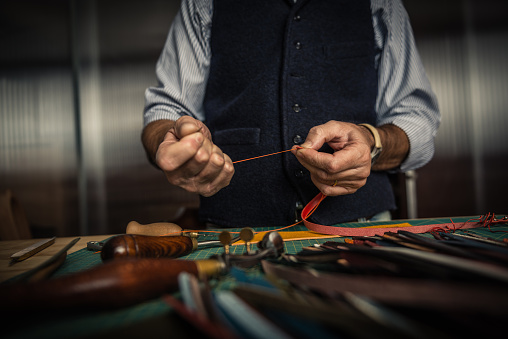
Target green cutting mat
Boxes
[182,215,508,260]
[5,216,508,339]
[53,215,508,276]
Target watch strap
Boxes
[358,123,382,164]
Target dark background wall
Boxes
[404,0,508,219]
[1,0,507,237]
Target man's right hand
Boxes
[143,116,234,197]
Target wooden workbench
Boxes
[0,235,114,283]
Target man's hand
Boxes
[142,116,234,197]
[291,120,409,197]
[291,121,373,196]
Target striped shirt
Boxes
[144,0,441,172]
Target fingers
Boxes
[158,135,234,196]
[156,116,234,196]
[297,121,349,152]
[197,153,235,197]
[310,169,368,196]
[296,143,369,175]
[294,121,373,197]
[156,131,206,173]
[174,115,212,139]
[188,145,235,197]
[303,152,369,197]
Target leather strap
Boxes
[301,192,484,236]
[358,123,382,164]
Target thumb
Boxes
[174,116,205,139]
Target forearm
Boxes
[141,119,176,167]
[373,0,440,171]
[360,124,409,172]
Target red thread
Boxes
[232,146,303,164]
[155,147,307,237]
[160,146,508,238]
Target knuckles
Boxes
[194,148,211,165]
[157,155,179,172]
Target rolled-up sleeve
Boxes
[373,0,441,171]
[143,0,212,126]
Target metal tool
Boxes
[87,241,105,251]
[216,231,284,269]
[240,227,255,254]
[202,233,241,248]
[100,231,242,261]
[219,231,233,255]
[459,231,508,247]
[9,237,56,265]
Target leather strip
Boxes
[301,192,484,236]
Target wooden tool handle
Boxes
[0,258,223,312]
[100,234,198,262]
[126,221,183,236]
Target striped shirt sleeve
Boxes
[143,0,212,124]
[372,0,441,171]
[144,0,441,172]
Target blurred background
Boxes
[1,0,507,237]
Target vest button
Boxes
[294,15,301,21]
[292,104,301,112]
[293,135,303,144]
[294,170,305,178]
[295,41,302,50]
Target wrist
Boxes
[358,123,382,164]
[142,120,176,167]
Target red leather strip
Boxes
[301,192,483,236]
[231,147,490,236]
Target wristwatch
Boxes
[358,123,382,164]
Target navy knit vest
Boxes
[201,0,395,227]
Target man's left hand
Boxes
[291,120,375,197]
